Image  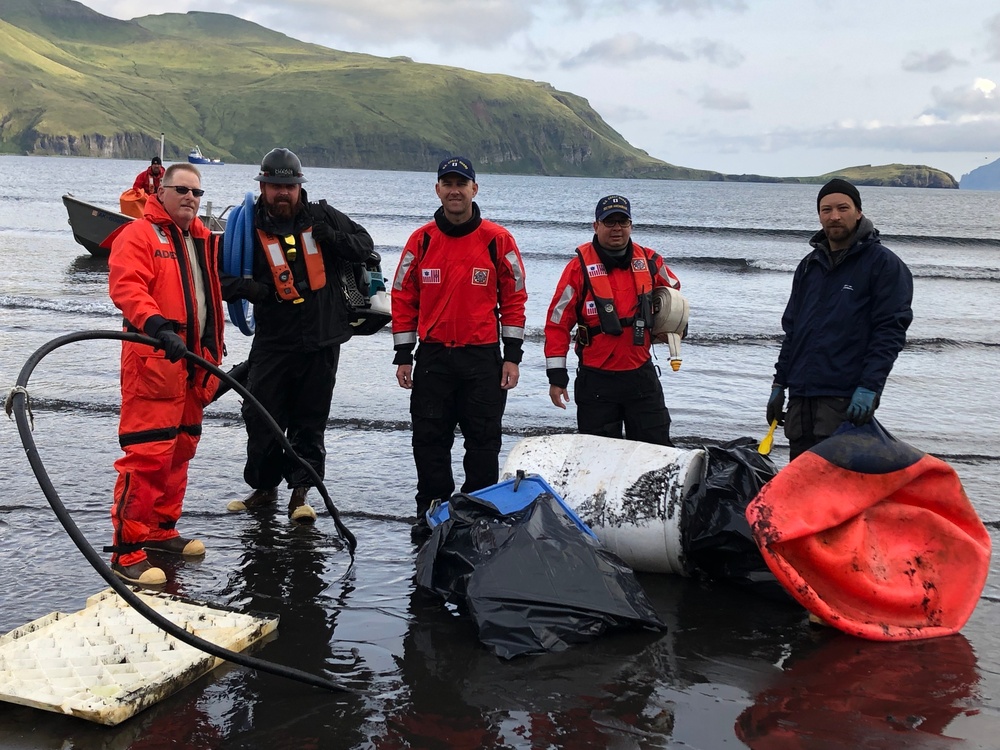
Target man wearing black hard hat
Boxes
[221,147,376,522]
[767,178,913,459]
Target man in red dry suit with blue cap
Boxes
[767,178,913,460]
[391,156,528,537]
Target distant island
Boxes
[960,157,1000,190]
[0,0,958,188]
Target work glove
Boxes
[246,280,274,305]
[310,221,337,248]
[153,324,187,363]
[846,387,878,426]
[766,385,785,425]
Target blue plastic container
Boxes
[426,474,597,540]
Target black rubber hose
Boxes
[7,329,358,694]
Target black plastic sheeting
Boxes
[415,492,665,659]
[681,438,788,599]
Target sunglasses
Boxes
[162,185,205,197]
[601,218,632,228]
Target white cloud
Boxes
[648,0,747,13]
[901,50,966,73]
[987,13,1000,60]
[560,33,742,69]
[562,33,690,68]
[246,0,536,47]
[690,119,1000,156]
[698,88,750,110]
[922,80,1000,121]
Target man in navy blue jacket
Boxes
[767,179,913,460]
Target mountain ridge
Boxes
[0,0,959,187]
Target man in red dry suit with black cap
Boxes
[108,163,224,586]
[544,195,681,445]
[132,156,164,194]
[767,178,913,459]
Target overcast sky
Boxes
[82,0,1000,180]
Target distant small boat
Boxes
[188,146,224,165]
[62,194,229,257]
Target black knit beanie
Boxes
[817,178,861,210]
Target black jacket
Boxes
[221,189,374,352]
[775,216,913,397]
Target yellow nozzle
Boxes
[670,359,681,372]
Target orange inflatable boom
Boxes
[746,420,991,641]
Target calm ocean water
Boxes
[0,154,998,748]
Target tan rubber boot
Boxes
[288,486,317,523]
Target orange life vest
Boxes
[257,227,327,303]
[575,242,654,341]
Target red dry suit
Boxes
[544,240,680,375]
[107,195,224,567]
[132,166,163,194]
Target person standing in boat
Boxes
[391,156,528,536]
[544,195,681,445]
[766,179,913,460]
[107,163,225,586]
[132,156,164,195]
[222,147,376,522]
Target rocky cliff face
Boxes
[28,131,172,160]
[960,158,1000,190]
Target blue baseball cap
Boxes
[596,195,631,221]
[437,156,476,181]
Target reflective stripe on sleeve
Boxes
[393,331,417,347]
[505,250,526,292]
[500,325,524,340]
[546,357,567,369]
[392,251,413,291]
[549,285,575,324]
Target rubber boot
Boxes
[227,487,278,512]
[288,486,317,524]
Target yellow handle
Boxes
[758,419,778,455]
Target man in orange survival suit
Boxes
[132,156,165,194]
[544,195,681,445]
[108,163,224,586]
[391,156,528,537]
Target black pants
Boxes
[574,361,671,445]
[784,395,851,460]
[410,344,506,514]
[242,346,340,490]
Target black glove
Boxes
[310,221,337,247]
[154,324,187,363]
[766,385,785,425]
[211,360,250,403]
[247,280,274,305]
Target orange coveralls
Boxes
[107,196,224,567]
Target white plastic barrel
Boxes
[501,434,705,575]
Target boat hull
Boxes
[62,194,227,256]
[61,195,132,256]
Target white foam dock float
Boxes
[0,587,278,725]
[501,434,705,575]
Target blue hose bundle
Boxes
[223,191,257,335]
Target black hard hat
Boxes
[254,147,307,184]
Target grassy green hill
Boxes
[0,0,958,187]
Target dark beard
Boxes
[266,197,296,219]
